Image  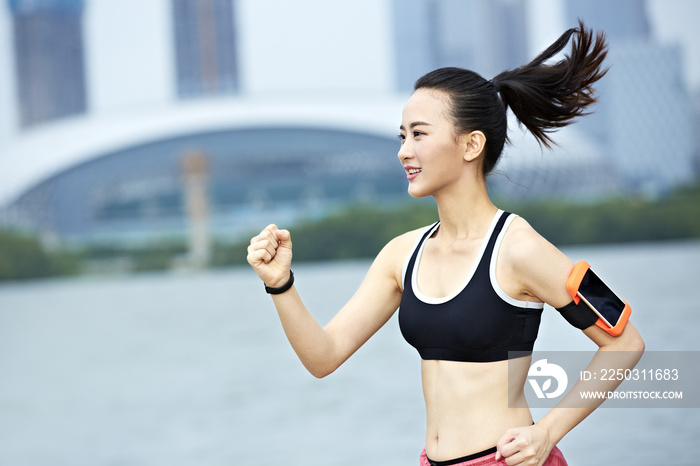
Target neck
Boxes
[432,174,497,240]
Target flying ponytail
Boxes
[492,20,608,149]
[414,20,608,176]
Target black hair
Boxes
[413,20,608,176]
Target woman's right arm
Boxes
[247,224,408,378]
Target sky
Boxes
[0,0,699,205]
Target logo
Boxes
[527,359,568,399]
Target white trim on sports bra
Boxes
[401,224,434,287]
[489,214,545,309]
[411,210,504,305]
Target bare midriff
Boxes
[422,356,532,462]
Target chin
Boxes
[407,186,431,199]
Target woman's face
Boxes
[398,88,467,198]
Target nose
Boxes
[397,138,413,163]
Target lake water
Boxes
[1,241,699,465]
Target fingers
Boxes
[246,225,292,266]
[248,229,278,265]
[246,243,274,265]
[495,426,548,466]
[251,236,278,262]
[495,428,519,462]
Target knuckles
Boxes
[246,225,291,270]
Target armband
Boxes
[565,261,632,336]
[556,299,598,329]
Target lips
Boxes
[405,166,421,180]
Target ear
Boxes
[461,131,486,163]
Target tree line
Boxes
[1,183,699,281]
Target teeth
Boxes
[408,168,421,174]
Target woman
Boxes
[247,22,644,466]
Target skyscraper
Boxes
[564,0,650,42]
[171,0,239,98]
[605,42,693,191]
[564,0,694,192]
[8,0,88,128]
[392,0,528,93]
[392,0,434,92]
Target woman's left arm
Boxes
[494,218,645,466]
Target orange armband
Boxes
[566,261,631,336]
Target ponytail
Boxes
[492,20,608,149]
[414,20,608,176]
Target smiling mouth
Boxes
[407,168,421,175]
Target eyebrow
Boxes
[399,121,432,131]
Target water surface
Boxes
[1,241,698,465]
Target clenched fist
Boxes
[247,224,293,288]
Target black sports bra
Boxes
[398,211,544,363]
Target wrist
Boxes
[265,270,294,294]
[535,414,565,447]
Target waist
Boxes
[422,446,498,466]
[422,359,532,460]
[425,414,533,462]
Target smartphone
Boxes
[566,261,632,336]
[576,268,625,328]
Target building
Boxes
[490,124,621,202]
[605,42,693,192]
[0,96,625,244]
[0,0,696,246]
[564,0,694,193]
[694,89,700,176]
[392,0,528,92]
[0,0,407,246]
[0,98,409,244]
[564,0,650,41]
[8,0,88,127]
[171,0,239,98]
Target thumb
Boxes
[276,229,292,248]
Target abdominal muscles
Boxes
[421,357,532,461]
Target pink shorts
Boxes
[419,445,567,466]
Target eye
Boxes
[397,133,406,142]
[413,131,425,138]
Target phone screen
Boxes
[577,268,625,328]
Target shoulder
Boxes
[501,215,550,261]
[501,214,574,306]
[380,224,433,261]
[373,224,434,285]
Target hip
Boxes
[419,445,567,466]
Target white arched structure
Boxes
[0,95,617,248]
[1,93,618,207]
[0,95,406,207]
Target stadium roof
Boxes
[0,95,405,206]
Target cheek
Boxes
[431,142,464,170]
